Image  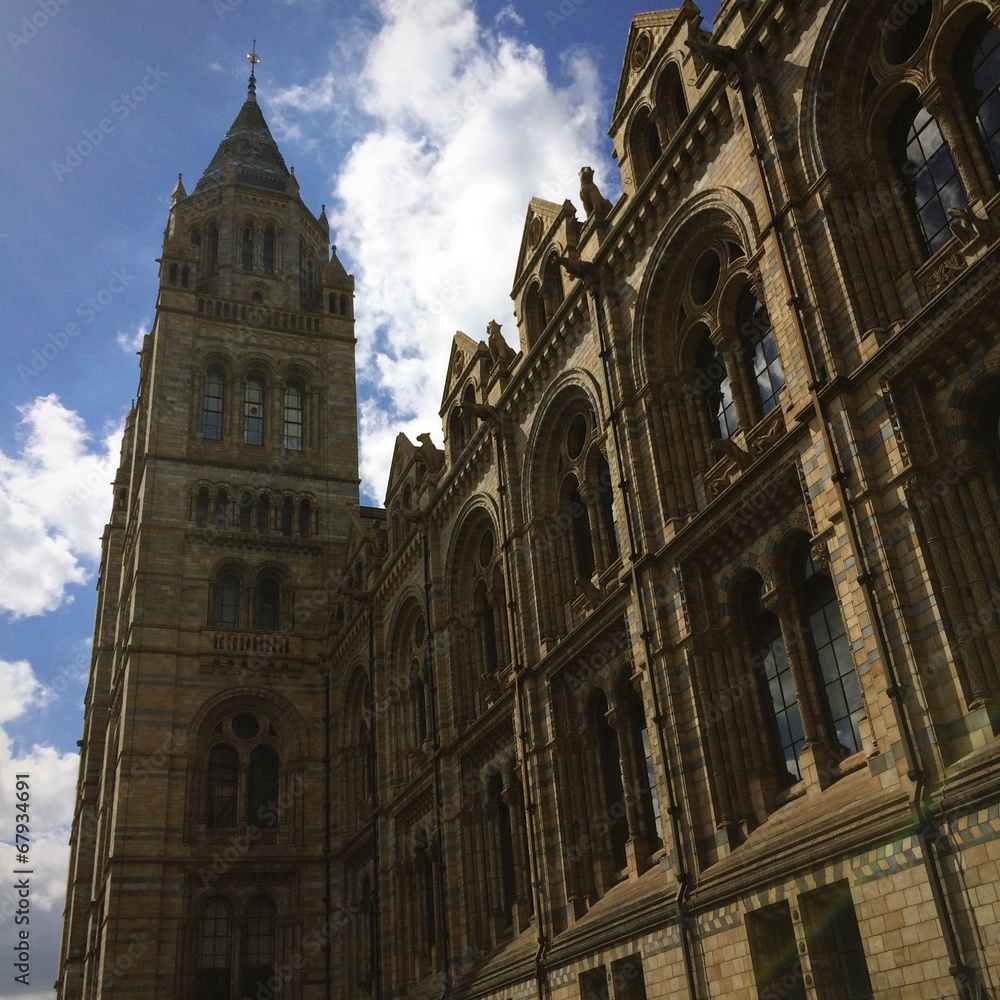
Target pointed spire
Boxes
[170,172,186,206]
[318,203,329,232]
[195,44,290,193]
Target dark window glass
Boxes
[258,578,280,630]
[196,900,231,1000]
[244,378,264,445]
[894,98,967,254]
[257,493,270,535]
[283,383,303,450]
[281,497,294,537]
[959,17,1000,178]
[593,692,628,871]
[567,477,596,579]
[263,225,275,275]
[747,901,806,1000]
[696,335,738,440]
[595,454,620,562]
[298,499,311,538]
[632,687,662,849]
[801,550,864,757]
[206,745,238,828]
[242,225,254,272]
[196,488,210,527]
[208,224,219,269]
[242,897,276,999]
[247,745,279,828]
[748,579,803,783]
[203,370,224,440]
[800,881,874,1000]
[218,576,240,629]
[739,292,784,418]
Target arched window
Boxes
[241,225,254,272]
[208,223,219,270]
[594,453,620,563]
[237,491,252,532]
[181,265,190,288]
[206,745,238,828]
[298,499,311,538]
[214,489,228,529]
[475,579,499,675]
[257,493,270,535]
[656,61,688,139]
[746,576,803,784]
[590,690,628,872]
[281,497,294,537]
[196,487,210,528]
[696,334,738,440]
[957,16,1000,178]
[541,252,565,321]
[203,369,225,440]
[247,746,279,828]
[242,897,276,999]
[169,263,178,284]
[217,575,240,629]
[892,96,967,254]
[799,547,863,758]
[524,282,547,344]
[488,773,517,931]
[630,107,662,183]
[196,900,231,1000]
[632,686,663,850]
[244,378,264,445]
[283,383,303,450]
[738,290,785,418]
[262,225,276,275]
[565,475,596,579]
[258,577,280,630]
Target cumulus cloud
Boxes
[115,318,149,353]
[268,72,340,145]
[0,658,80,999]
[0,395,122,617]
[322,0,609,500]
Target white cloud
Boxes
[267,72,339,145]
[115,318,149,353]
[0,659,80,999]
[0,396,122,617]
[325,0,608,500]
[495,3,525,28]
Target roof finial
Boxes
[247,41,260,98]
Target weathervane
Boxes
[247,41,260,92]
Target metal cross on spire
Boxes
[247,41,260,93]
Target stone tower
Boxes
[56,59,358,1000]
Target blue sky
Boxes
[0,0,720,995]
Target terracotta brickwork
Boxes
[59,3,1000,999]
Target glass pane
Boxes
[248,746,279,828]
[203,371,224,440]
[244,379,264,446]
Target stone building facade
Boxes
[58,1,1000,999]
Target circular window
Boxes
[567,414,588,459]
[691,248,721,306]
[884,0,931,64]
[478,528,495,567]
[232,713,259,739]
